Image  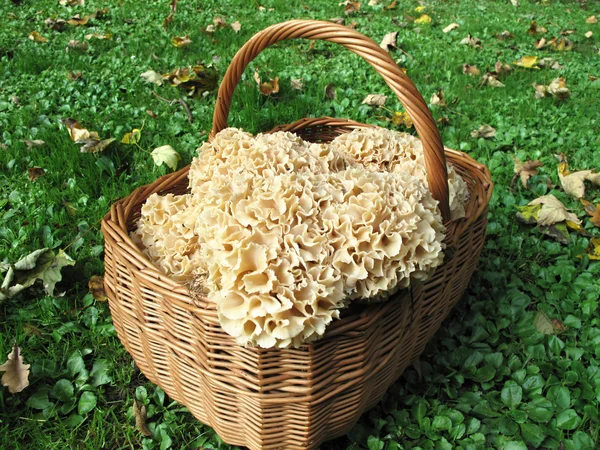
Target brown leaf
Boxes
[45,18,67,31]
[470,125,496,139]
[324,83,337,100]
[62,118,97,142]
[254,72,279,96]
[497,30,514,40]
[59,0,84,5]
[329,17,345,25]
[494,61,513,76]
[67,14,91,26]
[170,35,191,47]
[534,37,547,49]
[290,78,304,90]
[379,31,398,51]
[88,275,107,301]
[528,20,547,35]
[459,33,481,48]
[0,343,30,394]
[586,15,598,24]
[532,82,548,98]
[66,40,88,52]
[146,109,158,119]
[28,31,48,43]
[162,0,178,30]
[463,64,480,76]
[581,199,600,227]
[27,167,46,182]
[430,89,446,106]
[78,138,116,153]
[547,77,570,100]
[538,57,563,70]
[133,400,152,436]
[362,94,387,106]
[231,21,241,33]
[24,139,45,148]
[163,65,218,97]
[344,1,361,15]
[385,0,397,9]
[67,70,82,80]
[589,75,598,81]
[512,158,543,189]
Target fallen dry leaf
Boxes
[463,64,480,76]
[231,21,241,33]
[548,77,571,100]
[171,35,191,47]
[121,129,141,145]
[546,37,574,52]
[386,0,397,10]
[585,237,600,260]
[84,32,111,40]
[79,138,116,153]
[88,275,107,301]
[380,31,398,51]
[163,65,218,97]
[585,31,593,39]
[580,199,600,227]
[24,139,45,148]
[152,145,180,170]
[45,18,67,31]
[162,0,178,30]
[532,82,548,98]
[27,167,46,182]
[67,14,91,26]
[67,70,82,80]
[494,61,513,76]
[290,78,304,90]
[59,0,84,5]
[325,83,337,100]
[368,0,380,4]
[28,31,48,43]
[512,158,543,189]
[528,195,580,226]
[391,111,413,128]
[344,1,361,15]
[497,30,514,40]
[514,55,539,69]
[482,72,505,87]
[534,37,548,49]
[146,110,158,119]
[528,20,547,35]
[460,33,481,48]
[430,89,446,106]
[66,40,88,52]
[140,69,164,86]
[253,72,279,95]
[329,17,346,25]
[559,168,600,199]
[362,94,387,106]
[0,343,30,394]
[538,57,563,70]
[133,400,152,436]
[586,15,598,24]
[471,125,496,139]
[443,23,459,33]
[511,0,519,6]
[63,118,98,142]
[23,324,43,337]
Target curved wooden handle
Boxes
[210,20,450,221]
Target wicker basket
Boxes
[101,20,493,450]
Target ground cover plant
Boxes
[1,0,599,448]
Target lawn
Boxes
[1,0,600,449]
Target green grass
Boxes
[1,0,600,449]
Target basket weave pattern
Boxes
[102,20,492,450]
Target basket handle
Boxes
[210,19,450,221]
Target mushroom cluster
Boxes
[132,127,468,348]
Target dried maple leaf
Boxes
[231,21,241,33]
[379,31,398,51]
[28,31,48,43]
[171,35,191,47]
[0,343,30,394]
[585,237,600,260]
[259,77,279,95]
[470,125,496,139]
[88,275,107,301]
[463,64,480,76]
[560,168,600,199]
[362,94,387,106]
[443,23,459,33]
[133,400,152,436]
[460,33,481,48]
[514,55,539,69]
[27,167,46,181]
[528,20,547,35]
[140,70,164,86]
[528,195,580,226]
[343,1,361,15]
[512,158,543,188]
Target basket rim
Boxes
[101,118,493,346]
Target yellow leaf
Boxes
[28,31,48,43]
[414,5,426,12]
[528,194,580,226]
[0,343,30,394]
[391,111,413,128]
[514,55,539,69]
[171,35,191,47]
[121,129,141,145]
[88,275,107,301]
[585,237,600,260]
[414,14,432,25]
